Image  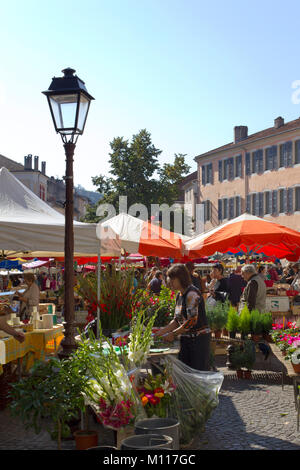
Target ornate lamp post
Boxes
[42,68,94,358]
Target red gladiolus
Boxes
[149,396,160,406]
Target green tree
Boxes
[83,129,191,230]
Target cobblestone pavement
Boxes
[1,352,300,450]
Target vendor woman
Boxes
[16,273,40,321]
[154,263,211,371]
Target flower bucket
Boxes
[120,433,173,450]
[116,426,135,449]
[134,418,180,450]
[73,430,98,450]
[86,446,117,451]
[291,363,300,374]
[251,334,261,342]
[243,370,252,380]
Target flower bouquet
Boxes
[137,372,176,418]
[127,308,157,367]
[76,331,145,431]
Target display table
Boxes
[0,325,64,374]
[269,342,300,430]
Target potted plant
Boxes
[226,306,239,339]
[230,346,244,379]
[242,340,256,379]
[238,305,251,340]
[261,312,273,342]
[291,349,300,373]
[207,301,228,339]
[9,356,90,450]
[250,309,263,342]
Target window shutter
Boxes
[258,150,263,173]
[287,188,294,213]
[296,188,300,212]
[296,140,300,164]
[237,155,242,177]
[224,159,228,180]
[218,199,222,221]
[283,188,287,213]
[272,190,278,214]
[223,198,228,219]
[218,160,223,182]
[286,142,293,167]
[246,194,251,213]
[229,158,234,180]
[246,153,251,175]
[235,196,241,217]
[272,145,278,170]
[259,193,264,217]
[229,197,234,219]
[252,194,257,215]
[252,152,257,174]
[202,166,206,185]
[209,163,213,184]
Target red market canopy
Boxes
[185,213,300,260]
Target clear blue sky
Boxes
[1,0,300,190]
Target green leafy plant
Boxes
[250,309,263,335]
[206,300,229,331]
[238,305,251,336]
[230,346,244,370]
[77,265,138,330]
[261,312,273,335]
[9,356,88,450]
[226,306,239,333]
[242,340,256,370]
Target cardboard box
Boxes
[291,305,300,315]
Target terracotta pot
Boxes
[214,330,222,339]
[291,363,300,373]
[243,370,252,380]
[251,334,261,342]
[73,430,98,450]
[236,369,243,379]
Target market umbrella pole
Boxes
[97,247,101,339]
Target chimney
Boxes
[24,154,32,170]
[41,161,46,175]
[34,155,39,171]
[234,126,248,143]
[274,116,284,129]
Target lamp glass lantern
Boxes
[42,68,94,141]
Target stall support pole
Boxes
[97,248,101,339]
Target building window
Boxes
[229,197,235,219]
[279,189,287,214]
[265,146,277,171]
[287,188,294,213]
[223,160,229,180]
[259,192,264,217]
[252,150,263,174]
[228,158,234,181]
[202,163,213,185]
[218,199,222,221]
[245,153,251,175]
[295,140,300,164]
[235,196,241,217]
[296,187,300,211]
[279,141,293,168]
[39,184,45,201]
[235,155,242,178]
[204,200,211,222]
[246,194,251,213]
[272,190,278,214]
[218,160,223,182]
[223,198,228,219]
[265,191,271,215]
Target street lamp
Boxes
[43,68,94,358]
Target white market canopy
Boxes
[0,167,121,258]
